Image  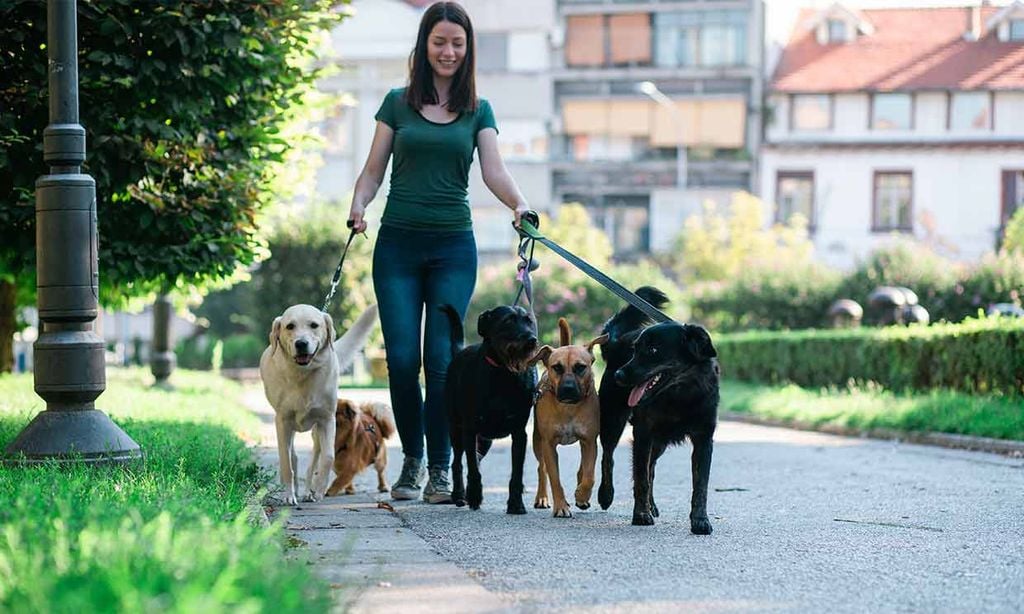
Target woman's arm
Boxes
[347,121,395,233]
[477,127,530,227]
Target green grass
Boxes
[721,379,1024,441]
[0,368,329,613]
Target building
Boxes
[763,2,1024,269]
[550,0,765,256]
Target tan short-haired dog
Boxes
[532,318,608,518]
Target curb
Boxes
[719,411,1024,458]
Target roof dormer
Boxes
[984,0,1024,42]
[808,3,875,45]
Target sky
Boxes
[764,0,1014,44]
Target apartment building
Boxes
[550,0,765,256]
[763,2,1024,268]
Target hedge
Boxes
[716,317,1024,396]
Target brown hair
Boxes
[405,2,477,113]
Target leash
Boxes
[321,220,360,312]
[513,211,673,324]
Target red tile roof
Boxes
[772,7,1024,92]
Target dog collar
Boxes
[484,354,501,368]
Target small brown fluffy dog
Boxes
[531,318,608,517]
[326,398,396,496]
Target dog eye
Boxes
[573,364,587,375]
[285,323,296,330]
[310,322,319,329]
[552,364,564,375]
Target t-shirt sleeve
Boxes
[375,89,398,129]
[476,98,498,134]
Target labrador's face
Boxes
[269,304,335,367]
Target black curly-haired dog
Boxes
[615,321,719,532]
[441,304,539,514]
[596,286,670,511]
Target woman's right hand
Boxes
[348,203,368,234]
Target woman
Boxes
[347,2,531,503]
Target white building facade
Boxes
[763,3,1024,268]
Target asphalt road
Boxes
[269,388,1024,613]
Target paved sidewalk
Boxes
[245,388,513,613]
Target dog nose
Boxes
[614,368,627,387]
[295,339,310,353]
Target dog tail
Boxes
[366,402,397,440]
[440,304,464,358]
[335,304,379,372]
[602,286,669,337]
[558,317,572,346]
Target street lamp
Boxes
[638,80,688,190]
[4,0,141,465]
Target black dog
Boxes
[596,286,670,511]
[442,304,539,514]
[615,321,719,532]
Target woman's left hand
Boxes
[513,203,530,228]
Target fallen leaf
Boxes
[377,501,396,512]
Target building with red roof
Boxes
[762,1,1024,266]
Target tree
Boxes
[0,0,346,371]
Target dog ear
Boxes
[268,317,282,356]
[557,318,572,347]
[477,308,499,338]
[529,345,553,367]
[585,333,609,357]
[685,326,717,360]
[320,311,336,353]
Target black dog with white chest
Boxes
[615,321,719,533]
[441,304,539,514]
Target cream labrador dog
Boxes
[260,303,378,505]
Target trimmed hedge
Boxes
[717,317,1024,396]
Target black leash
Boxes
[322,220,359,312]
[513,211,673,324]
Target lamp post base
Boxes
[4,409,142,466]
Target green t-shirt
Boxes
[374,87,498,231]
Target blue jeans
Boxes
[372,224,477,469]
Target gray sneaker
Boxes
[423,466,453,504]
[391,456,426,501]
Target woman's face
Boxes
[427,20,467,81]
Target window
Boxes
[872,93,912,130]
[949,92,991,130]
[476,33,508,72]
[775,172,815,229]
[791,94,831,131]
[592,198,650,254]
[566,15,605,66]
[827,18,847,43]
[873,172,913,232]
[653,10,747,68]
[608,13,652,65]
[1010,19,1024,41]
[1002,170,1024,226]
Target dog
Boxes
[326,398,396,496]
[615,321,719,532]
[596,287,670,511]
[531,317,607,518]
[441,304,540,514]
[259,303,378,505]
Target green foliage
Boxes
[0,0,345,308]
[0,368,328,611]
[1002,206,1024,254]
[717,316,1024,396]
[720,379,1024,441]
[670,192,816,283]
[194,202,376,344]
[221,333,264,369]
[470,204,687,344]
[174,335,215,370]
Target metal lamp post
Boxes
[639,81,688,190]
[4,0,142,465]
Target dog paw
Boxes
[651,501,660,518]
[690,516,713,535]
[454,498,467,507]
[303,490,324,503]
[344,486,356,495]
[506,500,527,515]
[377,483,390,493]
[598,485,613,510]
[632,511,655,526]
[575,500,590,510]
[534,496,550,509]
[282,493,298,506]
[553,503,573,518]
[467,484,483,510]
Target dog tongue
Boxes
[295,354,312,366]
[627,381,647,408]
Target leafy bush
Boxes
[1003,207,1024,254]
[717,316,1024,396]
[221,334,265,369]
[174,335,215,370]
